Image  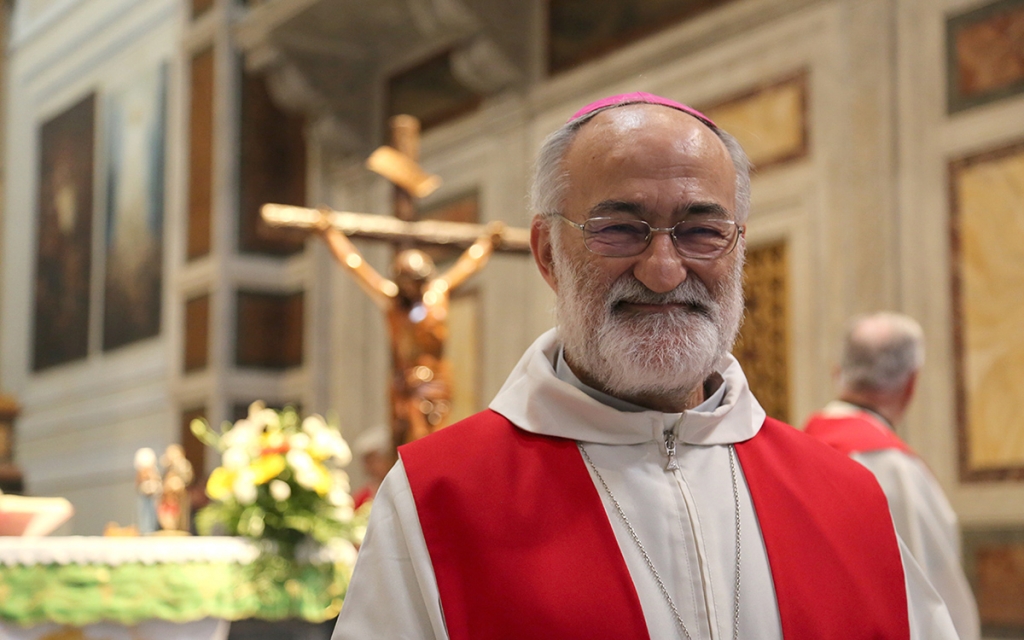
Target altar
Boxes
[0,536,352,640]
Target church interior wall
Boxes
[896,0,1024,525]
[1,0,1023,624]
[315,1,1024,624]
[2,0,181,533]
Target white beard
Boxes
[553,243,744,401]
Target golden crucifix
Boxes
[262,116,530,448]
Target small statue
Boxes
[157,444,193,533]
[134,447,160,534]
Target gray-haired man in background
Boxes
[804,311,979,640]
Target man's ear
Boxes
[900,371,918,408]
[531,217,559,292]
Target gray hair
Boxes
[839,312,925,393]
[529,103,752,223]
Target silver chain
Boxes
[729,443,741,640]
[578,442,742,640]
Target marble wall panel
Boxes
[964,527,1024,635]
[947,0,1024,113]
[950,141,1024,480]
[701,72,808,172]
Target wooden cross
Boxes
[261,115,530,252]
[261,115,530,449]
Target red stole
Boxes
[737,417,909,639]
[400,410,909,640]
[803,412,916,457]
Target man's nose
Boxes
[631,232,687,293]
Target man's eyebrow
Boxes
[676,202,731,218]
[587,200,733,219]
[588,200,646,217]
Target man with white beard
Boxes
[331,93,958,640]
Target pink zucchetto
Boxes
[568,92,716,129]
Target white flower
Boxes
[294,466,319,491]
[222,447,249,470]
[328,485,353,508]
[311,429,352,466]
[269,479,291,502]
[233,470,258,505]
[289,432,311,452]
[253,408,280,431]
[222,419,257,448]
[332,435,353,467]
[302,414,327,433]
[286,449,314,472]
[330,470,351,496]
[246,400,267,417]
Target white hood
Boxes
[489,328,766,446]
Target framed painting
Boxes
[102,63,167,351]
[947,0,1024,113]
[949,140,1024,481]
[32,94,96,371]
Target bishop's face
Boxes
[531,104,746,411]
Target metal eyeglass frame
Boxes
[554,213,745,260]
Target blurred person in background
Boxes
[804,311,979,640]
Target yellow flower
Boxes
[312,461,333,496]
[260,430,288,453]
[207,467,236,501]
[250,454,287,485]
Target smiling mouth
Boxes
[614,300,711,318]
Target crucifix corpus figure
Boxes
[263,115,530,449]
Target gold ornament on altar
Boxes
[262,115,531,450]
[190,402,364,560]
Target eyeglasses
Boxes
[555,214,745,259]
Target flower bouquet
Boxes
[190,402,365,562]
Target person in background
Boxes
[804,311,979,640]
[332,94,957,639]
[351,424,396,510]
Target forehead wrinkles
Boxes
[565,106,733,188]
